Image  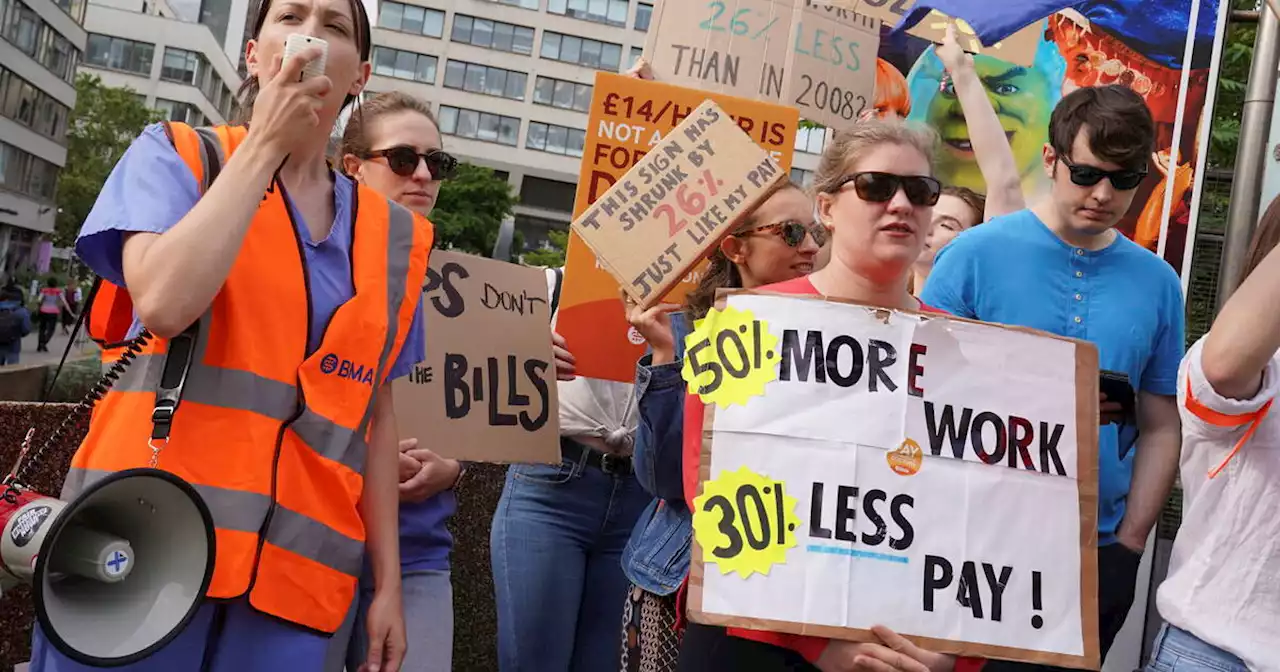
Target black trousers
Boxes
[983,543,1143,672]
[36,312,57,349]
[677,622,820,672]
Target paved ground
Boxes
[4,326,98,369]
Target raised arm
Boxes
[628,300,689,501]
[1201,217,1280,399]
[121,50,329,338]
[935,24,1024,219]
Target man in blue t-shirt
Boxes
[922,85,1184,668]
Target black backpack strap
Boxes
[549,267,564,323]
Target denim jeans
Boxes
[490,442,651,672]
[328,568,453,672]
[1146,624,1249,672]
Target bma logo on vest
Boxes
[321,353,375,386]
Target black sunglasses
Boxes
[736,221,828,248]
[830,172,942,206]
[1058,154,1146,191]
[364,146,458,180]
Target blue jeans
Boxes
[331,568,453,672]
[1146,624,1249,672]
[32,599,334,671]
[490,444,651,672]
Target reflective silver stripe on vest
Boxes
[264,504,363,576]
[114,354,296,422]
[63,467,359,576]
[63,467,269,534]
[292,407,365,474]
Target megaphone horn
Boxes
[1,468,216,667]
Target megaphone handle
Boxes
[1,428,36,503]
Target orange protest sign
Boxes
[557,73,799,382]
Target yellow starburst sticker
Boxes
[692,466,801,578]
[681,305,780,408]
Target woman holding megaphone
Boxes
[33,0,425,670]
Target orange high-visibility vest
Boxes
[64,122,433,633]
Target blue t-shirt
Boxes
[77,123,453,571]
[921,209,1185,546]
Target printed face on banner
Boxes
[556,73,799,383]
[572,100,787,308]
[883,1,1225,277]
[685,293,1100,668]
[393,251,561,464]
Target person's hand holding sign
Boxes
[818,626,955,672]
[622,290,681,365]
[552,331,577,381]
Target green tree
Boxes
[1206,0,1258,169]
[431,162,519,254]
[55,74,161,247]
[522,228,568,268]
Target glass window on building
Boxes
[161,47,200,84]
[794,125,826,154]
[549,0,629,27]
[526,121,585,158]
[372,47,437,84]
[452,14,534,55]
[532,76,591,113]
[439,105,519,146]
[541,32,621,70]
[85,34,154,75]
[635,2,651,30]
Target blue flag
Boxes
[893,0,1081,45]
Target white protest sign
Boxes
[683,292,1101,669]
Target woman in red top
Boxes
[678,119,982,672]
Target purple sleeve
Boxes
[386,296,426,382]
[74,123,201,288]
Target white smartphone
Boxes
[283,34,328,80]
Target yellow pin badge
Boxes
[680,305,780,408]
[692,466,801,578]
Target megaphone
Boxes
[0,468,215,667]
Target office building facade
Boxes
[363,0,823,253]
[0,0,83,279]
[80,0,242,129]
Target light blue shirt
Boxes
[921,209,1185,546]
[75,123,425,381]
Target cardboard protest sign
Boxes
[784,2,880,129]
[684,291,1101,669]
[571,100,787,310]
[642,0,796,103]
[644,0,880,126]
[556,74,798,382]
[393,250,560,464]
